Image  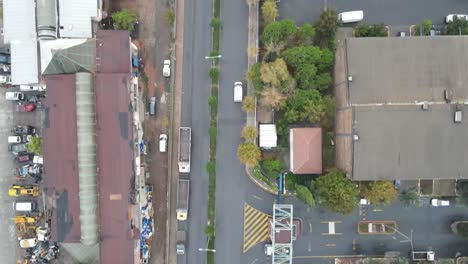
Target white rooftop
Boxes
[3,0,37,43]
[59,0,98,38]
[259,124,277,148]
[11,42,39,85]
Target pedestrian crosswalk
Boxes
[243,203,270,253]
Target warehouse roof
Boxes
[59,0,98,38]
[346,36,468,181]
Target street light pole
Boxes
[384,224,414,252]
[198,248,216,252]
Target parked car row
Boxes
[5,91,45,112]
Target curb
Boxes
[245,165,278,195]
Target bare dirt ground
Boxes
[105,0,174,263]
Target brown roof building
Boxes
[289,128,322,174]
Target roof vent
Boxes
[353,134,359,141]
[421,102,429,110]
[348,76,353,82]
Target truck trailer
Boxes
[176,179,190,221]
[178,127,191,173]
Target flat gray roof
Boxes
[347,36,468,105]
[353,104,468,180]
[346,36,468,181]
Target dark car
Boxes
[12,126,36,135]
[15,153,34,163]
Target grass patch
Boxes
[359,222,369,233]
[165,9,175,27]
[207,238,215,264]
[322,132,334,169]
[253,166,279,192]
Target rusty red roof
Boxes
[95,73,134,264]
[96,30,132,73]
[43,74,81,243]
[290,128,322,174]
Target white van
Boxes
[5,92,25,101]
[159,134,167,152]
[234,81,243,103]
[8,136,22,143]
[338,10,364,23]
[15,201,36,212]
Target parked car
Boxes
[20,84,46,92]
[13,126,36,135]
[5,91,24,101]
[0,53,10,65]
[446,14,468,23]
[149,96,156,116]
[8,136,22,144]
[163,60,171,77]
[234,81,243,103]
[15,153,34,163]
[432,198,450,206]
[0,75,11,84]
[159,134,167,152]
[8,143,28,154]
[431,199,450,206]
[16,103,36,112]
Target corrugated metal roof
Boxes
[3,0,37,43]
[59,0,98,38]
[259,124,277,148]
[11,42,39,85]
[75,72,99,245]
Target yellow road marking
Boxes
[243,203,270,253]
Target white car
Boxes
[431,198,450,206]
[234,81,243,103]
[159,134,167,152]
[5,91,24,101]
[446,14,468,23]
[163,60,171,77]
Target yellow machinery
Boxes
[8,184,39,197]
[13,216,36,240]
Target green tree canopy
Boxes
[297,23,315,45]
[111,9,137,32]
[283,46,333,90]
[237,143,261,166]
[242,96,256,113]
[446,17,468,35]
[282,89,331,124]
[399,189,421,208]
[354,23,387,37]
[315,169,359,214]
[247,63,264,95]
[262,19,297,45]
[360,181,397,205]
[27,137,42,155]
[261,0,278,24]
[313,9,338,49]
[262,159,283,178]
[296,184,315,207]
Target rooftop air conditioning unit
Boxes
[353,134,359,141]
[455,110,462,123]
[348,76,353,82]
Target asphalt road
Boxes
[179,0,212,263]
[278,0,468,26]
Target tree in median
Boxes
[247,63,264,95]
[111,9,138,32]
[242,96,256,113]
[360,181,397,205]
[261,0,278,24]
[313,9,338,49]
[446,16,468,35]
[27,137,42,155]
[296,184,315,207]
[237,142,261,166]
[241,126,258,142]
[262,19,297,45]
[315,169,359,214]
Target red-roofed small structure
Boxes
[289,128,322,174]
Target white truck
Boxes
[163,60,171,77]
[411,251,435,261]
[176,180,190,221]
[178,127,191,173]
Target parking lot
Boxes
[0,87,43,262]
[278,0,468,35]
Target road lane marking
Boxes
[294,255,382,259]
[309,223,312,233]
[372,208,383,212]
[308,241,312,252]
[243,203,270,253]
[252,195,263,201]
[326,244,336,247]
[321,221,342,223]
